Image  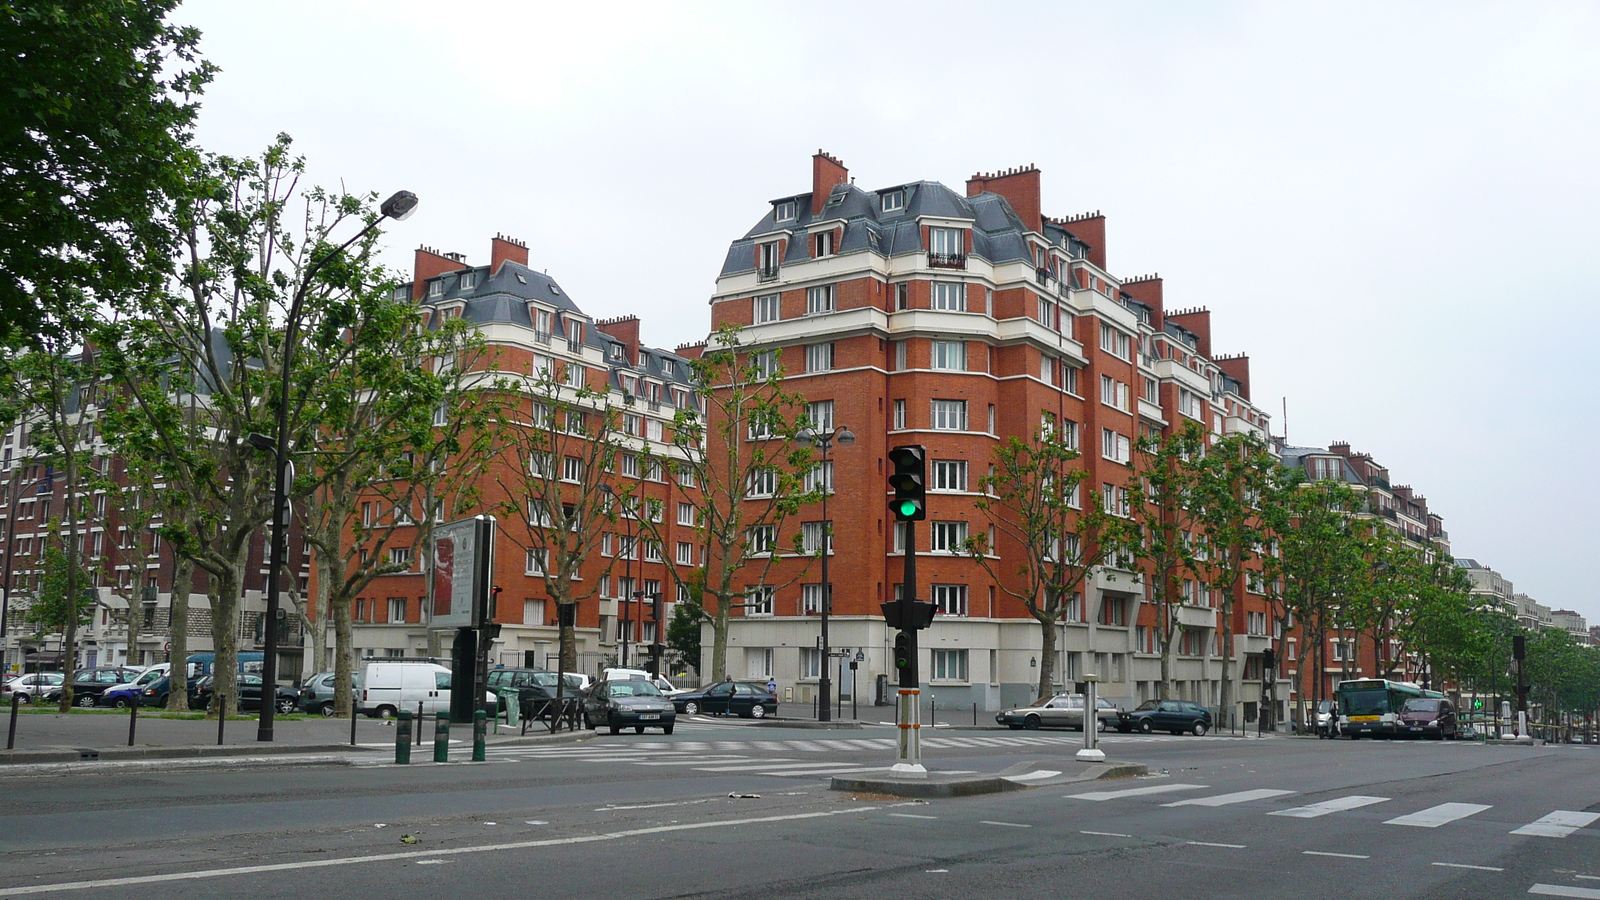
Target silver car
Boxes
[3,672,64,704]
[996,693,1118,731]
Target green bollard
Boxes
[472,709,487,762]
[395,710,412,764]
[434,713,450,762]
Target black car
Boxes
[1397,697,1459,740]
[672,681,778,718]
[485,668,575,721]
[138,676,198,709]
[191,674,298,714]
[65,667,142,707]
[1116,699,1213,736]
[582,678,676,735]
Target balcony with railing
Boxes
[567,338,584,354]
[928,252,966,270]
[533,330,552,346]
[757,265,780,282]
[1034,268,1051,287]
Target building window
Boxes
[1179,389,1203,420]
[677,502,696,526]
[1037,297,1056,328]
[1099,323,1132,360]
[930,340,966,371]
[881,189,905,212]
[459,271,475,291]
[775,200,796,221]
[1100,375,1129,412]
[1041,355,1054,384]
[806,285,834,314]
[931,460,966,492]
[892,340,907,371]
[801,521,831,555]
[754,294,780,324]
[805,343,834,373]
[565,363,587,389]
[750,350,778,379]
[806,400,834,431]
[932,649,969,682]
[562,456,584,482]
[929,227,963,264]
[931,282,965,311]
[896,282,910,310]
[526,548,548,576]
[643,540,663,562]
[1101,429,1130,464]
[676,541,694,566]
[748,525,775,556]
[1143,376,1159,402]
[746,468,777,498]
[620,453,639,477]
[893,399,907,430]
[802,583,829,615]
[1099,596,1128,627]
[813,231,835,258]
[931,584,968,616]
[804,460,833,494]
[799,647,822,679]
[428,280,443,298]
[930,399,968,431]
[744,586,774,617]
[758,241,780,277]
[388,547,411,569]
[746,646,774,677]
[388,598,407,623]
[930,521,968,553]
[1063,366,1080,396]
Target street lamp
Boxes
[796,424,853,722]
[254,190,417,742]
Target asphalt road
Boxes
[0,720,1595,899]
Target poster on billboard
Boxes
[430,515,495,628]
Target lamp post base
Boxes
[818,676,832,722]
[1075,748,1106,762]
[894,688,922,774]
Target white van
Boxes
[361,662,491,719]
[602,668,683,697]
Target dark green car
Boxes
[1116,699,1212,736]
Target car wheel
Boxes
[276,699,296,715]
[113,698,128,709]
[1024,715,1041,731]
[663,723,674,735]
[609,722,621,736]
[683,701,699,716]
[1192,721,1208,737]
[16,694,29,705]
[375,705,396,720]
[1139,719,1153,734]
[76,693,96,708]
[1097,718,1109,733]
[750,703,767,719]
[319,703,336,718]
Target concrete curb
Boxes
[0,742,367,765]
[829,760,1148,798]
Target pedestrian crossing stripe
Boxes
[1511,811,1600,838]
[1384,803,1492,828]
[1271,796,1389,818]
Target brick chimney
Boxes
[1121,273,1164,329]
[1215,353,1251,401]
[811,150,849,217]
[413,246,465,302]
[1166,307,1212,359]
[1062,211,1106,270]
[967,165,1042,234]
[1330,441,1352,457]
[490,233,528,274]
[594,315,641,366]
[674,341,707,361]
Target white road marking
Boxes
[1003,770,1062,783]
[1080,830,1132,838]
[888,813,937,819]
[1163,789,1295,808]
[695,761,865,773]
[1384,803,1493,828]
[1187,841,1246,848]
[0,807,881,896]
[1432,862,1503,872]
[630,757,760,766]
[1529,885,1600,899]
[1066,783,1208,801]
[761,766,890,777]
[1271,796,1390,818]
[1511,811,1600,838]
[1303,851,1370,859]
[981,821,1032,828]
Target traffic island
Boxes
[829,759,1147,798]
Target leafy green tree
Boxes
[22,544,94,631]
[0,0,212,345]
[966,424,1134,701]
[1126,421,1207,699]
[666,586,705,677]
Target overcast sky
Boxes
[178,1,1600,623]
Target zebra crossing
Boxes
[473,741,929,779]
[1064,782,1600,839]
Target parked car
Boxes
[136,675,206,709]
[487,668,567,720]
[1397,697,1458,740]
[996,694,1119,731]
[1116,699,1213,736]
[66,667,143,707]
[582,677,676,734]
[96,667,169,708]
[191,674,299,714]
[600,667,685,697]
[297,671,360,717]
[672,681,778,718]
[3,672,63,704]
[359,662,495,719]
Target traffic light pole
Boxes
[892,519,924,777]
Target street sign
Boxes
[431,515,496,628]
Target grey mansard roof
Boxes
[719,179,1084,278]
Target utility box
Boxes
[875,673,890,706]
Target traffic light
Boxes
[1513,635,1526,661]
[1262,648,1276,671]
[881,599,936,631]
[490,585,503,619]
[652,594,665,625]
[893,632,911,672]
[888,445,926,521]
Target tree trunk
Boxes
[558,606,577,674]
[208,561,242,718]
[1218,588,1237,723]
[332,590,354,717]
[310,562,329,679]
[710,599,730,681]
[56,452,81,712]
[165,559,192,711]
[1036,615,1057,701]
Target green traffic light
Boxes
[898,500,918,517]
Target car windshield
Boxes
[1134,700,1159,711]
[608,681,662,697]
[1340,689,1389,716]
[1402,698,1441,712]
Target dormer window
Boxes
[393,286,408,301]
[775,200,796,221]
[459,271,476,290]
[428,281,443,298]
[881,189,905,212]
[813,231,835,258]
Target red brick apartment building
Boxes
[344,237,701,673]
[706,151,1280,715]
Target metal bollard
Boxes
[434,713,450,762]
[216,694,226,745]
[395,710,412,764]
[7,693,18,750]
[127,700,138,747]
[973,702,978,726]
[472,709,487,762]
[350,699,358,746]
[416,702,424,745]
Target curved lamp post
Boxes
[796,424,853,721]
[255,190,417,742]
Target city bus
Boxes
[1336,678,1442,738]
